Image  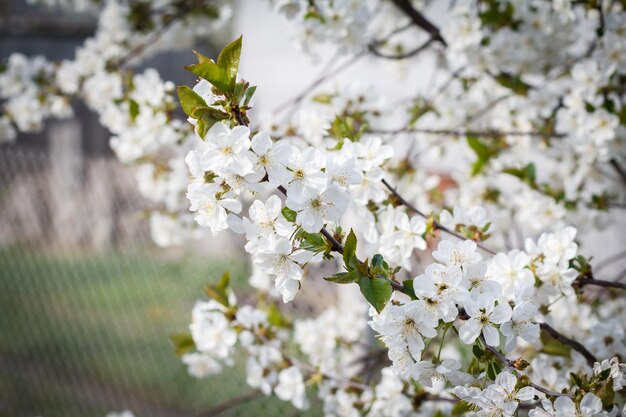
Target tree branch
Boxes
[368,36,437,60]
[388,0,447,46]
[609,158,626,187]
[381,179,497,255]
[195,389,264,417]
[594,249,626,274]
[539,323,597,367]
[574,277,626,290]
[370,127,566,139]
[480,336,573,398]
[273,23,413,114]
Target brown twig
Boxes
[273,23,413,114]
[381,179,497,255]
[594,249,626,274]
[609,158,626,187]
[480,336,572,398]
[370,127,566,139]
[539,323,597,367]
[574,277,626,291]
[195,389,264,417]
[368,36,437,60]
[388,0,447,46]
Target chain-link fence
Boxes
[0,140,332,417]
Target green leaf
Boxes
[281,207,297,223]
[243,85,256,106]
[570,372,583,388]
[217,271,230,292]
[265,303,291,328]
[503,163,537,187]
[185,61,230,93]
[371,254,384,268]
[204,285,229,306]
[177,85,207,117]
[296,229,328,253]
[128,98,140,122]
[190,106,226,120]
[217,35,242,88]
[598,368,612,381]
[196,118,207,139]
[359,276,392,313]
[472,344,485,359]
[467,136,490,161]
[486,361,498,380]
[203,271,231,307]
[597,378,614,409]
[494,72,529,95]
[193,107,229,138]
[402,279,417,300]
[170,332,195,356]
[467,135,495,176]
[451,401,473,416]
[324,270,360,284]
[312,93,333,104]
[343,229,357,270]
[193,50,213,64]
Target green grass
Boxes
[0,246,308,417]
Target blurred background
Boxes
[0,1,350,416]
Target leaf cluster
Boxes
[324,230,400,313]
[177,36,257,136]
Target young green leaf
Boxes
[170,332,195,356]
[243,85,257,106]
[177,85,207,116]
[193,50,213,64]
[486,361,498,380]
[324,270,360,284]
[467,135,497,176]
[472,343,485,359]
[494,72,530,95]
[185,61,230,93]
[359,276,392,313]
[503,163,537,187]
[217,35,242,87]
[451,401,473,417]
[281,207,297,223]
[204,284,229,306]
[193,108,229,138]
[128,98,140,121]
[402,279,417,300]
[217,271,230,292]
[343,229,357,270]
[203,272,230,307]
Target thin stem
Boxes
[381,178,497,255]
[574,277,626,290]
[273,23,413,114]
[368,36,437,60]
[370,127,566,139]
[273,52,365,114]
[436,324,449,362]
[480,336,572,398]
[388,0,447,46]
[195,389,263,417]
[539,323,597,367]
[609,158,626,187]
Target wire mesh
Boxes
[0,145,330,417]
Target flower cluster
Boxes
[5,1,626,416]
